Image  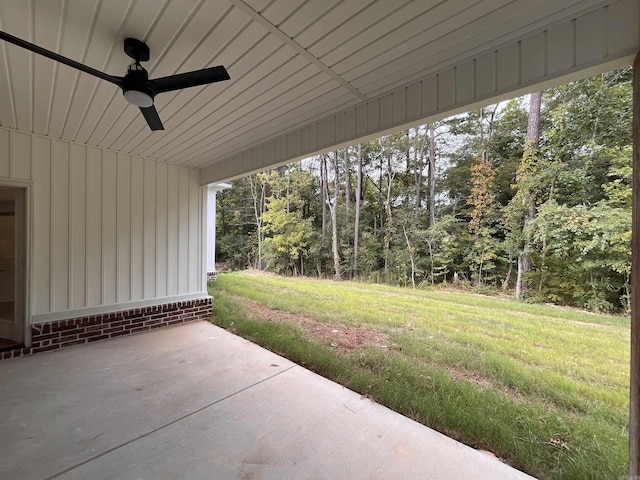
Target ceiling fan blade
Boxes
[150,66,229,94]
[140,105,164,131]
[0,30,122,86]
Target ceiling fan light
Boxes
[124,89,153,108]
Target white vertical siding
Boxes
[52,140,70,311]
[166,164,179,296]
[178,168,190,293]
[188,168,200,293]
[130,156,144,302]
[32,136,51,314]
[143,158,157,299]
[0,126,206,324]
[86,148,103,306]
[116,153,132,303]
[155,162,168,298]
[102,151,118,305]
[69,144,87,309]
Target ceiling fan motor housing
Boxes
[122,64,156,107]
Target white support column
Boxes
[204,183,231,283]
[206,186,217,282]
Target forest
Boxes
[216,67,633,314]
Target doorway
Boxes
[0,186,25,348]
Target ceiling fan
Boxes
[0,31,230,131]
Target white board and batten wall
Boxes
[0,126,209,325]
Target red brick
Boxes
[79,331,101,339]
[110,330,130,338]
[103,326,124,334]
[79,317,102,327]
[60,339,87,348]
[86,334,109,343]
[32,332,60,341]
[108,319,131,327]
[130,326,150,333]
[32,344,60,353]
[59,333,80,342]
[1,297,215,361]
[53,322,81,332]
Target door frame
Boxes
[0,180,31,348]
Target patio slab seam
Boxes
[41,363,297,480]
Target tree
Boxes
[324,152,341,278]
[248,174,267,269]
[428,123,437,226]
[467,157,499,285]
[353,144,363,277]
[216,175,261,269]
[320,155,328,239]
[261,168,315,275]
[515,91,543,300]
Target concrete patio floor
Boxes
[0,321,535,480]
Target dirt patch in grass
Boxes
[448,367,523,400]
[243,298,390,351]
[449,368,494,389]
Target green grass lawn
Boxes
[208,271,630,480]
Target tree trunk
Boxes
[329,151,341,279]
[344,148,351,218]
[414,127,426,213]
[428,123,436,227]
[516,91,542,300]
[402,223,416,288]
[515,255,524,299]
[353,144,362,278]
[286,169,290,214]
[502,253,513,290]
[248,174,266,269]
[378,152,384,235]
[405,130,411,173]
[320,155,328,239]
[384,151,394,278]
[526,93,542,148]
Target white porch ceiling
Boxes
[0,0,638,183]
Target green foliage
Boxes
[529,197,631,313]
[260,169,316,275]
[215,176,260,269]
[215,67,632,312]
